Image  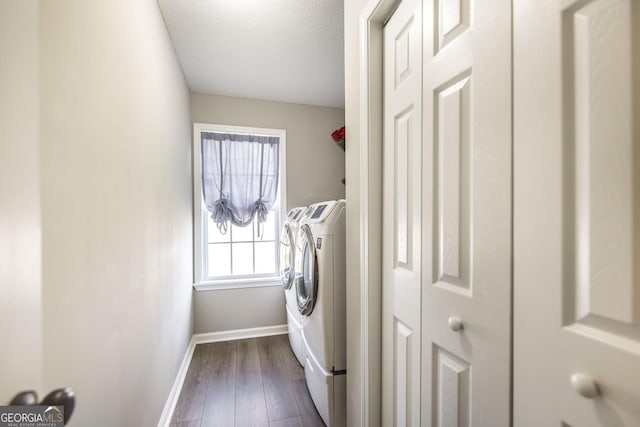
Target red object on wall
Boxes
[331,126,345,151]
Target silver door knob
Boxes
[571,373,599,399]
[448,316,463,332]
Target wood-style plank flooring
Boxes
[170,334,325,427]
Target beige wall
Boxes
[190,93,345,334]
[193,286,286,334]
[39,0,193,425]
[191,93,346,208]
[0,0,42,405]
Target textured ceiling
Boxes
[157,0,345,108]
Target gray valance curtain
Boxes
[201,131,280,234]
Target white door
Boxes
[421,0,512,425]
[514,0,640,425]
[382,0,423,425]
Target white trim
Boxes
[358,1,396,426]
[157,335,196,427]
[192,123,287,287]
[193,276,281,291]
[157,324,288,427]
[193,324,288,345]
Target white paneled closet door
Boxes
[514,0,640,425]
[421,0,512,426]
[382,0,423,425]
[381,0,512,425]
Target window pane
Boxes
[255,211,276,241]
[232,223,253,242]
[255,242,276,274]
[232,243,253,276]
[208,218,230,243]
[207,244,231,277]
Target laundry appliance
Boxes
[295,199,346,427]
[279,206,308,366]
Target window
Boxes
[193,123,286,290]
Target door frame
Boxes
[357,0,397,425]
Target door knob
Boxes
[9,391,38,406]
[448,316,463,332]
[9,388,75,423]
[571,373,599,399]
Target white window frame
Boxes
[192,123,287,291]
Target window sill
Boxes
[193,276,282,291]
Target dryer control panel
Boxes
[287,206,306,221]
[304,200,342,224]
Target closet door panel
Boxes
[514,0,640,425]
[381,0,423,424]
[421,0,512,425]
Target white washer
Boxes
[279,206,308,367]
[295,200,346,427]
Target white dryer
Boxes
[295,199,346,427]
[279,206,308,367]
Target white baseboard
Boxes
[193,324,288,345]
[157,324,287,427]
[157,335,196,427]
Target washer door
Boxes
[296,224,318,316]
[279,223,296,289]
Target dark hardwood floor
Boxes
[170,334,326,427]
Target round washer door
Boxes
[279,223,295,289]
[296,223,318,316]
